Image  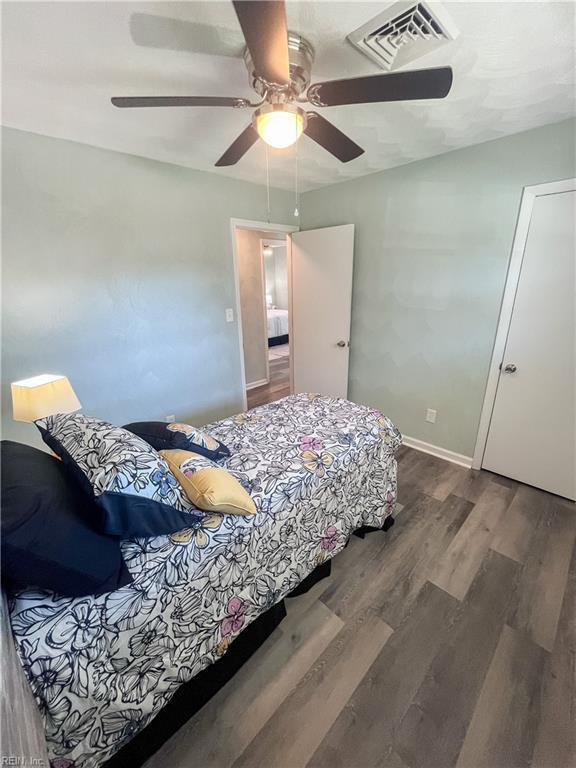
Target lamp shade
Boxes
[11,374,81,422]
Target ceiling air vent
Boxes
[347,1,458,72]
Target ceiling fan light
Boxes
[254,105,306,149]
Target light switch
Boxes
[226,308,234,323]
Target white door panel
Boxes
[290,225,354,399]
[483,190,575,499]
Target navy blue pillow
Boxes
[123,421,230,461]
[1,441,132,597]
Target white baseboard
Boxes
[246,378,269,391]
[402,435,473,469]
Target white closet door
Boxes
[483,190,575,499]
[290,225,354,399]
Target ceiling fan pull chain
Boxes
[294,140,300,218]
[265,142,271,223]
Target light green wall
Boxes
[4,121,575,456]
[301,119,576,457]
[1,127,293,448]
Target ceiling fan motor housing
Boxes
[243,32,315,101]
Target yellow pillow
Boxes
[160,449,256,516]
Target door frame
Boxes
[230,218,299,411]
[472,177,576,470]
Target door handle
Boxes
[503,363,517,373]
[336,340,347,348]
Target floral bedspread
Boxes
[9,394,401,768]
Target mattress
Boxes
[266,308,289,339]
[9,394,401,768]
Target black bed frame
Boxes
[268,333,289,348]
[104,517,394,768]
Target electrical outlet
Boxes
[225,308,234,323]
[164,414,175,423]
[426,408,437,424]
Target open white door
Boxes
[290,224,354,398]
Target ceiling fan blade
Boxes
[307,67,453,107]
[215,124,259,166]
[232,1,290,85]
[129,13,245,58]
[111,96,250,108]
[304,112,364,163]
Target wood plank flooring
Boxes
[0,593,50,766]
[145,448,576,768]
[247,355,290,410]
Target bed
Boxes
[266,308,289,346]
[7,394,401,768]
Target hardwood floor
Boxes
[247,355,290,409]
[145,447,576,768]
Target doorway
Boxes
[231,219,298,411]
[231,219,355,411]
[261,238,291,408]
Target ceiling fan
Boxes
[111,0,453,167]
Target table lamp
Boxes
[11,374,81,422]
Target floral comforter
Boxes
[9,394,401,768]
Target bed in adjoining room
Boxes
[266,308,289,346]
[4,393,401,768]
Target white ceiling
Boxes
[2,1,575,191]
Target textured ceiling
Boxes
[2,1,575,191]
